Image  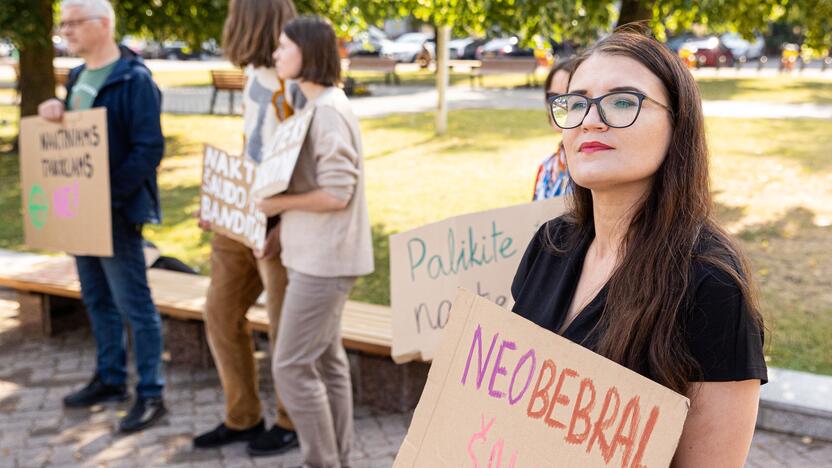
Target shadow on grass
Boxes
[697,78,832,105]
[350,223,392,306]
[0,154,23,249]
[362,110,552,147]
[731,206,832,375]
[713,198,747,226]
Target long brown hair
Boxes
[548,31,764,394]
[223,0,297,68]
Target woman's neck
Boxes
[298,80,327,102]
[590,181,649,258]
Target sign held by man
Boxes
[19,108,112,256]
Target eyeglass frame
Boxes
[59,16,104,30]
[546,91,673,129]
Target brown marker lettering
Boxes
[566,378,597,445]
[587,387,621,461]
[526,359,557,419]
[544,367,578,429]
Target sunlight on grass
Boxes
[707,117,832,232]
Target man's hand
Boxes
[38,98,65,123]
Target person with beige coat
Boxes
[255,15,374,468]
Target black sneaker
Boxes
[246,425,299,457]
[193,420,265,449]
[118,397,167,433]
[63,374,128,408]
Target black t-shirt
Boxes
[511,217,768,384]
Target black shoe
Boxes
[246,425,299,457]
[63,374,128,408]
[118,397,167,433]
[193,420,265,449]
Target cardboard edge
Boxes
[393,289,478,467]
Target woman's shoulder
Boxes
[536,215,578,251]
[684,230,767,383]
[513,215,575,280]
[309,89,357,129]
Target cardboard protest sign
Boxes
[19,108,112,256]
[251,106,314,199]
[200,145,267,251]
[394,289,690,468]
[390,197,566,363]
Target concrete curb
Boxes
[758,367,832,441]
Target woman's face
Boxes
[273,32,302,81]
[562,53,672,192]
[548,70,570,134]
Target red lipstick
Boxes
[578,141,614,153]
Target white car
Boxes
[381,32,435,63]
[720,33,765,60]
[0,40,12,58]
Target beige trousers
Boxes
[204,232,293,431]
[272,269,356,468]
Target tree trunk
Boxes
[616,0,654,28]
[435,25,450,136]
[18,0,55,118]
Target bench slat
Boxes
[0,256,392,355]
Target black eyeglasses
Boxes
[547,92,673,129]
[59,16,103,30]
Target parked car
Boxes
[720,32,765,60]
[679,36,734,67]
[665,33,696,53]
[476,37,534,59]
[121,35,151,57]
[344,27,387,57]
[0,39,13,58]
[151,40,219,60]
[448,37,486,59]
[52,35,69,57]
[380,32,435,64]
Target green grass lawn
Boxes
[1,107,830,375]
[696,76,832,104]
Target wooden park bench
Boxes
[209,69,245,114]
[0,253,426,411]
[345,56,400,85]
[467,57,539,88]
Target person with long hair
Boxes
[532,58,576,200]
[256,15,374,468]
[193,0,302,456]
[511,30,766,466]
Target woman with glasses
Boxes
[533,58,576,200]
[512,31,766,466]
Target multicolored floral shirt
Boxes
[533,144,571,200]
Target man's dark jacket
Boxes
[65,45,163,225]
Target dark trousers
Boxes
[75,214,164,398]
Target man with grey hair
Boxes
[38,0,166,433]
